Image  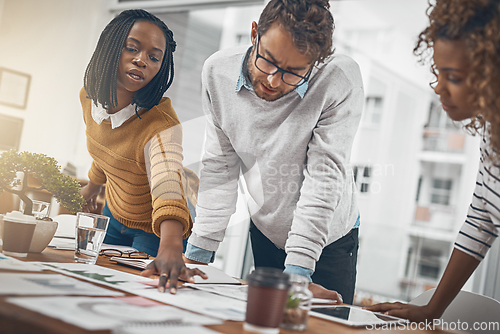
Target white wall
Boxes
[0,0,113,179]
[351,64,431,298]
[331,0,432,90]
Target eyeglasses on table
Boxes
[99,248,150,259]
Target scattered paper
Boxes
[113,296,164,307]
[39,262,156,292]
[0,273,123,296]
[48,236,75,250]
[183,283,248,301]
[110,259,241,285]
[132,287,247,321]
[114,324,222,334]
[0,253,44,271]
[52,214,77,238]
[186,264,241,285]
[7,296,221,331]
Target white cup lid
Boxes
[3,211,37,224]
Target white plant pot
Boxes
[29,219,58,253]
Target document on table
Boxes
[131,286,247,321]
[0,253,44,271]
[48,236,75,250]
[32,262,246,321]
[115,325,222,334]
[183,283,248,301]
[110,259,241,285]
[39,262,156,292]
[7,296,222,331]
[0,273,123,296]
[48,214,78,250]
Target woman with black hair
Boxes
[80,9,204,294]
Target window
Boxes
[402,236,452,300]
[362,96,383,126]
[0,114,23,151]
[405,237,449,280]
[418,247,442,279]
[430,178,452,206]
[236,33,250,46]
[415,176,422,202]
[353,165,371,193]
[425,100,455,129]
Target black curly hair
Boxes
[84,9,176,112]
[257,0,334,64]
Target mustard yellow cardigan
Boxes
[80,88,198,238]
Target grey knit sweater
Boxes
[189,45,364,271]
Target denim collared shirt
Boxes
[235,46,309,98]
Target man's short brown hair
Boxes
[257,0,334,64]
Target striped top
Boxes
[455,132,500,261]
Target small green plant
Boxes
[286,292,301,309]
[0,150,86,215]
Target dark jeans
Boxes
[102,202,193,257]
[249,221,359,305]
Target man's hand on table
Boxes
[309,282,343,304]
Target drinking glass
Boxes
[74,212,110,265]
[19,200,51,219]
[280,274,313,331]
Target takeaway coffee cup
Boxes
[2,211,37,257]
[244,267,291,334]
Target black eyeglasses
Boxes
[100,248,149,259]
[254,34,312,87]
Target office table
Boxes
[0,248,454,334]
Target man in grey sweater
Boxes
[185,0,363,303]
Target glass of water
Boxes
[19,200,51,219]
[74,212,110,265]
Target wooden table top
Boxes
[0,248,453,334]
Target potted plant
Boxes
[0,149,85,216]
[0,150,86,253]
[281,275,313,331]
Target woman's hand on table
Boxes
[141,220,207,294]
[141,243,207,294]
[364,302,434,322]
[309,282,343,304]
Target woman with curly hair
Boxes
[367,0,500,322]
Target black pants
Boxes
[249,221,359,305]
